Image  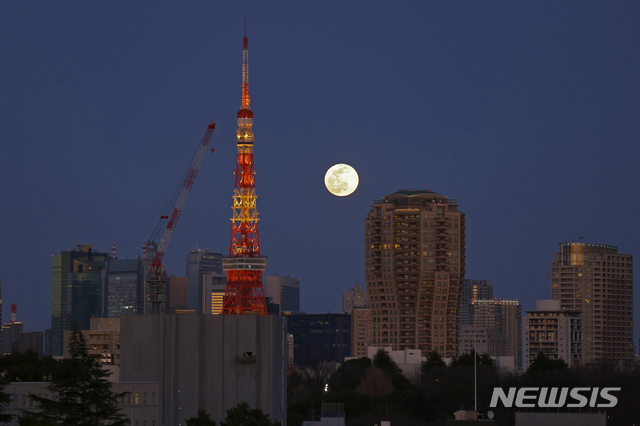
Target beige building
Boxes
[166,276,188,313]
[63,318,120,366]
[364,190,465,358]
[524,299,582,367]
[470,299,522,369]
[343,283,369,313]
[351,307,372,357]
[550,242,634,364]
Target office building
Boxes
[186,249,223,314]
[524,299,582,367]
[166,276,189,313]
[102,258,147,317]
[458,279,493,328]
[264,275,300,313]
[63,318,120,366]
[287,313,352,366]
[342,283,369,313]
[471,299,522,369]
[51,244,110,356]
[364,190,465,357]
[204,273,226,315]
[1,321,23,355]
[351,307,372,358]
[551,242,634,364]
[120,314,285,426]
[18,332,44,357]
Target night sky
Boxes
[1,2,639,347]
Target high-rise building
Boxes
[1,321,23,355]
[51,244,109,356]
[204,273,226,315]
[264,275,300,314]
[550,242,634,364]
[471,299,522,369]
[351,307,372,358]
[186,249,223,314]
[458,279,493,328]
[63,318,120,365]
[287,313,352,366]
[524,299,582,367]
[166,276,189,313]
[102,258,147,317]
[342,283,369,313]
[364,190,466,358]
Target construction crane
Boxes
[144,122,216,314]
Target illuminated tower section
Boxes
[222,21,267,315]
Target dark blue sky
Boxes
[1,2,639,346]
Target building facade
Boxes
[204,273,226,315]
[166,276,189,313]
[524,299,582,367]
[186,249,223,314]
[51,244,110,356]
[458,326,504,357]
[1,321,23,355]
[351,307,372,358]
[287,313,352,366]
[342,283,369,313]
[458,279,493,329]
[264,275,300,314]
[102,258,147,318]
[471,299,522,369]
[364,190,465,358]
[63,318,120,365]
[550,242,634,364]
[17,332,44,357]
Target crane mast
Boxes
[145,122,216,314]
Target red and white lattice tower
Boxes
[222,18,267,315]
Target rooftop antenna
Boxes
[573,236,584,243]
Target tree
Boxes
[526,351,568,374]
[0,378,13,424]
[328,357,371,393]
[19,326,130,426]
[220,402,280,426]
[355,366,394,397]
[186,408,216,426]
[0,350,58,382]
[371,349,411,390]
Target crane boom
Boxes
[146,121,216,314]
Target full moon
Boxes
[324,163,359,196]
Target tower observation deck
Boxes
[222,19,267,315]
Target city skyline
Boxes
[1,2,639,348]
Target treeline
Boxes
[287,351,640,426]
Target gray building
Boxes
[204,273,226,315]
[287,313,352,366]
[186,249,223,314]
[120,314,286,426]
[102,258,147,317]
[264,275,300,313]
[471,299,522,369]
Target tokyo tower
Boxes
[221,18,267,315]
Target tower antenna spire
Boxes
[222,18,266,315]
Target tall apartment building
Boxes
[51,244,109,356]
[351,307,372,358]
[186,249,223,314]
[471,299,522,369]
[264,275,301,313]
[102,258,147,317]
[364,190,465,358]
[550,242,634,364]
[524,299,582,367]
[459,279,493,328]
[342,283,369,313]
